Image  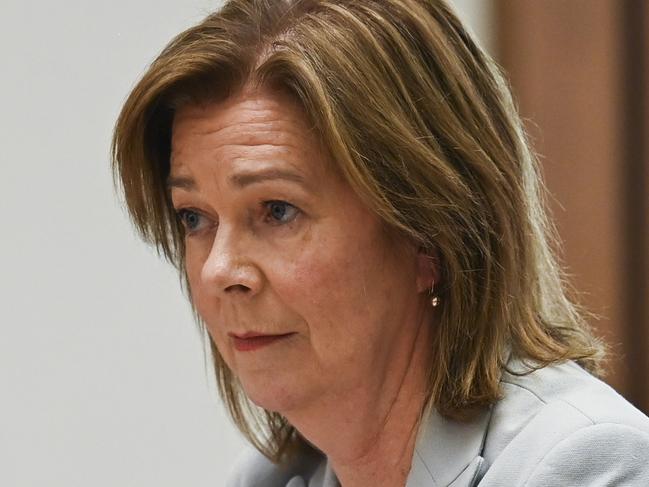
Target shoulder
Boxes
[225,445,327,487]
[479,359,649,485]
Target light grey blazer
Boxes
[226,359,649,486]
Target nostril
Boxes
[225,284,251,293]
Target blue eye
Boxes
[265,201,299,224]
[177,209,204,233]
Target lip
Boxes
[229,332,296,352]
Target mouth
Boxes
[228,332,296,352]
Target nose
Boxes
[199,227,263,298]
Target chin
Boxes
[239,374,307,414]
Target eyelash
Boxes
[175,208,206,234]
[175,200,300,235]
[262,200,300,226]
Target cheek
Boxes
[289,230,355,293]
[273,226,391,348]
[183,242,216,325]
[184,245,204,297]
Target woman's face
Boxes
[169,87,432,413]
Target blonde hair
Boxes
[112,0,606,464]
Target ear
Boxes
[415,245,441,294]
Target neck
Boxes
[284,312,433,487]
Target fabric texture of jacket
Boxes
[226,359,649,486]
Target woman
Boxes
[111,0,649,485]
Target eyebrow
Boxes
[166,175,196,191]
[230,168,307,189]
[166,168,308,191]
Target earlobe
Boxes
[415,245,441,294]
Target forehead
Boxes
[172,88,306,140]
[169,88,330,180]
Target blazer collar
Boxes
[406,405,492,487]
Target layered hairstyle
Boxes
[112,0,605,464]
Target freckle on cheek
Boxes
[301,225,313,245]
[292,263,322,288]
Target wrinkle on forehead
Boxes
[172,86,309,133]
[169,87,334,184]
[172,88,312,149]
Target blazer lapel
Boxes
[406,406,492,487]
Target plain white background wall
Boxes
[0,1,491,485]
